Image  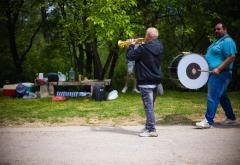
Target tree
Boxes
[1,0,238,90]
[50,0,137,80]
[2,0,42,81]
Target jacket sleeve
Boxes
[126,45,143,61]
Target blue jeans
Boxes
[139,87,157,132]
[205,71,236,125]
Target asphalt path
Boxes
[0,124,240,165]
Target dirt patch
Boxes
[0,115,145,128]
[0,111,237,128]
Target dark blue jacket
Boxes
[126,39,164,85]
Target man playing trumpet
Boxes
[126,27,164,137]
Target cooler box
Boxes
[22,82,35,93]
[3,83,35,96]
[3,84,18,96]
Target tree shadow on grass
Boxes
[213,121,240,128]
[156,114,240,128]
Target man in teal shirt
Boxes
[196,22,237,128]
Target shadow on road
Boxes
[213,122,240,128]
[90,126,139,136]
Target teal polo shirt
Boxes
[205,34,237,71]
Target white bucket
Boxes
[38,73,44,79]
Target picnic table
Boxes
[40,79,111,97]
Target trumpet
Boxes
[118,38,145,48]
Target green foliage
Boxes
[1,0,239,89]
[85,0,137,41]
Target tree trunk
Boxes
[92,38,103,80]
[77,44,84,75]
[41,7,49,41]
[102,52,113,77]
[6,0,24,79]
[85,43,93,79]
[70,38,77,68]
[5,0,42,81]
[108,47,119,79]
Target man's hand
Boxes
[127,39,136,45]
[211,68,221,74]
[211,56,235,75]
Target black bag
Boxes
[92,85,105,101]
[48,72,59,82]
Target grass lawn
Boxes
[0,90,239,127]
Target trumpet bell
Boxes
[118,40,128,48]
[118,38,145,48]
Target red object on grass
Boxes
[52,96,66,101]
[3,90,16,96]
[3,84,17,96]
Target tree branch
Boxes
[21,21,42,63]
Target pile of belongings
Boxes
[15,83,37,99]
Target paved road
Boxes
[0,125,240,165]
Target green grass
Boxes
[0,91,239,126]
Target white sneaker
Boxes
[139,130,158,137]
[121,86,128,93]
[222,118,237,125]
[132,88,140,93]
[196,118,213,129]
